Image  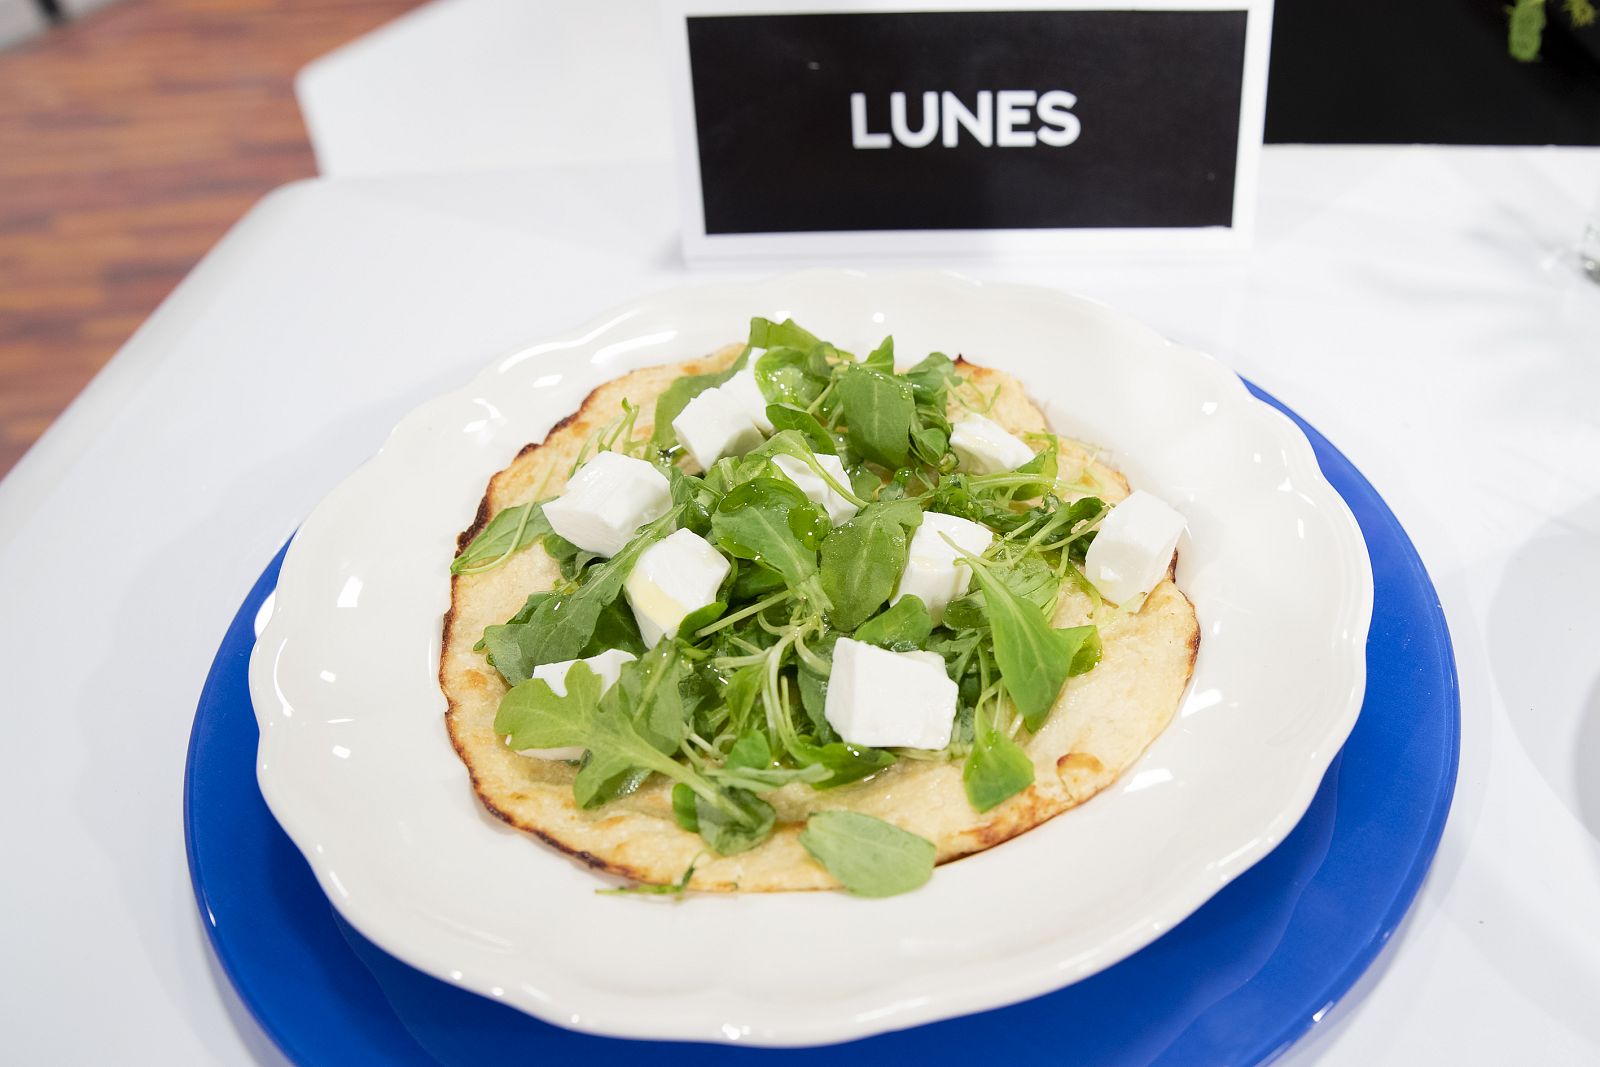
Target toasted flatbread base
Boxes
[441,346,1199,890]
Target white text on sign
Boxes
[849,90,1081,149]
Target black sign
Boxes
[685,10,1249,235]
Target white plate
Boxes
[250,270,1371,1047]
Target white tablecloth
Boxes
[2,145,1598,1063]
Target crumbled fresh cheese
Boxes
[514,649,636,760]
[771,453,858,525]
[541,450,672,558]
[824,638,958,750]
[950,414,1035,474]
[1083,490,1186,608]
[892,511,995,624]
[718,369,775,434]
[672,386,766,471]
[624,528,731,646]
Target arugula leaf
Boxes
[748,317,821,351]
[766,403,838,455]
[717,662,765,740]
[790,739,896,789]
[1011,441,1058,495]
[495,657,773,853]
[484,507,682,683]
[798,811,936,897]
[711,477,825,596]
[542,530,598,581]
[923,475,997,530]
[671,782,700,832]
[711,761,832,792]
[861,335,894,372]
[1058,494,1107,525]
[958,551,1098,732]
[910,424,951,468]
[837,366,915,469]
[725,730,773,771]
[1060,498,1108,563]
[925,474,1048,534]
[676,600,726,640]
[478,591,549,674]
[788,503,832,550]
[651,350,750,449]
[939,596,983,632]
[944,555,1061,630]
[1065,624,1102,676]
[699,455,743,498]
[618,641,692,750]
[667,467,718,534]
[854,595,932,650]
[730,561,787,602]
[574,754,648,809]
[795,659,833,739]
[580,597,647,659]
[845,461,877,495]
[490,591,546,629]
[755,347,828,409]
[694,787,776,855]
[494,651,682,770]
[493,661,605,752]
[805,343,839,386]
[963,727,1034,812]
[701,732,828,790]
[904,352,958,409]
[451,502,552,575]
[819,499,922,631]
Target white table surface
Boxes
[297,0,673,177]
[2,145,1598,1064]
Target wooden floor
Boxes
[0,0,421,478]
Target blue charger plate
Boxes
[184,383,1459,1066]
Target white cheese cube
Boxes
[541,451,671,558]
[824,638,957,750]
[718,369,774,433]
[892,511,995,625]
[671,386,766,472]
[950,414,1035,474]
[1083,490,1186,608]
[771,452,858,525]
[515,649,636,760]
[624,528,731,646]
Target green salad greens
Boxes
[454,319,1110,897]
